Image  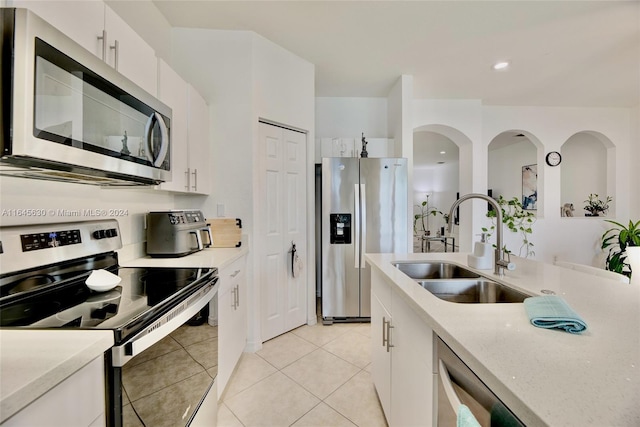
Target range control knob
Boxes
[105,228,118,238]
[93,230,106,239]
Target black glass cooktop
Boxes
[0,253,216,342]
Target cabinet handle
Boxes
[383,317,394,352]
[234,284,240,308]
[110,39,119,70]
[192,169,198,191]
[185,168,190,190]
[231,286,237,309]
[382,316,389,348]
[97,30,107,61]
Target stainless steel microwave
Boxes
[0,8,171,186]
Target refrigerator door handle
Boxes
[360,183,366,269]
[354,184,360,268]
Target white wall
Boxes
[170,29,254,225]
[631,106,639,218]
[482,107,632,265]
[315,97,387,138]
[170,28,315,348]
[0,177,174,256]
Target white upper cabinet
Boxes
[157,60,211,194]
[187,85,211,195]
[8,1,104,55]
[9,1,157,95]
[317,137,394,161]
[157,58,189,193]
[103,5,157,95]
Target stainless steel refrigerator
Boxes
[321,157,408,323]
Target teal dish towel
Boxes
[523,295,587,334]
[457,404,481,427]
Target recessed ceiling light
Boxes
[492,61,510,71]
[440,151,446,155]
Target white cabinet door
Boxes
[10,2,157,95]
[258,123,307,342]
[8,0,105,57]
[157,59,189,193]
[371,290,392,421]
[370,268,435,427]
[187,84,211,195]
[104,4,157,95]
[317,137,393,159]
[2,357,105,427]
[217,255,247,397]
[391,291,435,427]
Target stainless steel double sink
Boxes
[393,261,530,304]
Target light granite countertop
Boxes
[0,245,248,423]
[366,252,640,426]
[0,330,114,423]
[119,243,248,270]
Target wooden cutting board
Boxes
[208,218,242,248]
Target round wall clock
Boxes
[545,151,562,167]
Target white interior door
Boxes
[259,122,308,342]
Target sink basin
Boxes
[417,279,530,303]
[393,262,480,279]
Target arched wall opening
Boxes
[561,131,616,218]
[412,124,473,251]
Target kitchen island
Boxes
[366,252,640,426]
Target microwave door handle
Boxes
[144,113,170,167]
[144,113,156,164]
[154,113,169,167]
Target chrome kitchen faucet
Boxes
[447,193,515,276]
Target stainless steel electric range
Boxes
[0,219,219,427]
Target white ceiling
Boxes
[151,0,640,107]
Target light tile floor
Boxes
[218,321,387,427]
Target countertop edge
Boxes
[0,330,114,423]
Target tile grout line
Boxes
[222,323,380,427]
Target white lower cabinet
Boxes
[217,255,247,398]
[371,292,392,418]
[371,269,435,427]
[2,356,105,427]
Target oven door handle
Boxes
[111,281,217,367]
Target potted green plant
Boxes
[584,193,612,217]
[413,195,441,235]
[601,219,640,279]
[482,195,536,258]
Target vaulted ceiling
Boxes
[150,0,640,107]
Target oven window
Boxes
[121,315,217,427]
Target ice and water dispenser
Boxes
[329,213,351,244]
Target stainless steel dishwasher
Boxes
[436,338,525,427]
